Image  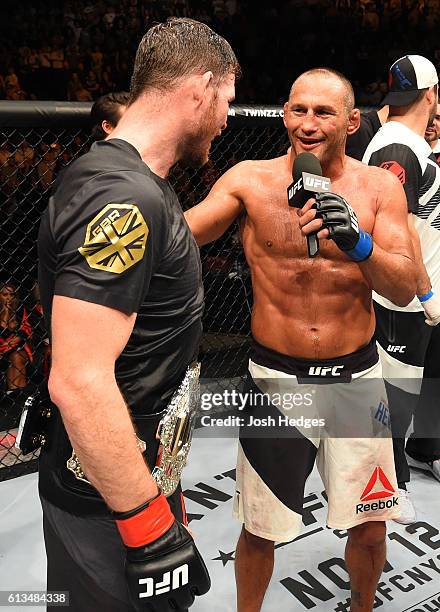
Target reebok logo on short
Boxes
[356,467,398,514]
[361,467,394,501]
[380,161,406,185]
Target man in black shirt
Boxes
[345,106,388,160]
[38,18,240,611]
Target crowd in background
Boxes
[0,0,440,106]
[1,0,440,393]
[0,121,261,392]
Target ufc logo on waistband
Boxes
[387,345,406,353]
[139,564,189,598]
[308,365,344,376]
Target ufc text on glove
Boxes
[115,493,211,611]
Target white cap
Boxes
[383,55,438,106]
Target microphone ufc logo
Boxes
[289,177,303,197]
[139,564,189,598]
[304,176,330,191]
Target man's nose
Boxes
[300,112,318,133]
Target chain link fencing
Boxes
[0,101,289,480]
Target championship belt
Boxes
[152,361,201,496]
[66,362,201,496]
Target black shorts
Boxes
[41,487,187,611]
[374,301,433,393]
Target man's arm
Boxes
[407,211,440,324]
[299,170,416,306]
[49,296,158,512]
[184,161,247,245]
[359,172,416,306]
[407,212,431,296]
[50,298,211,610]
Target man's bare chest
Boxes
[241,178,376,256]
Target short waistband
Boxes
[251,338,378,382]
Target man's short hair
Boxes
[90,91,130,140]
[291,68,355,114]
[130,17,241,103]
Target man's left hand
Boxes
[420,291,440,326]
[298,192,373,262]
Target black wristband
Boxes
[112,489,161,520]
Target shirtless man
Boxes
[185,68,416,612]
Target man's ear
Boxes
[426,85,437,107]
[102,120,114,135]
[347,108,361,136]
[192,71,214,105]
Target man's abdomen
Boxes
[251,300,375,360]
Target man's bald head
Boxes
[289,68,355,115]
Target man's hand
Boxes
[419,291,440,326]
[298,193,373,261]
[115,493,211,611]
[297,197,329,239]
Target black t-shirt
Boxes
[37,139,204,514]
[345,110,382,161]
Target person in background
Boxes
[425,101,440,164]
[0,282,32,391]
[404,101,440,485]
[363,55,440,523]
[90,91,129,141]
[346,105,388,160]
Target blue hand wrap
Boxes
[345,230,373,262]
[418,290,434,303]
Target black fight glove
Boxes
[115,493,211,611]
[315,192,373,261]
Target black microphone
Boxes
[287,152,332,258]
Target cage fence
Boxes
[0,102,289,479]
